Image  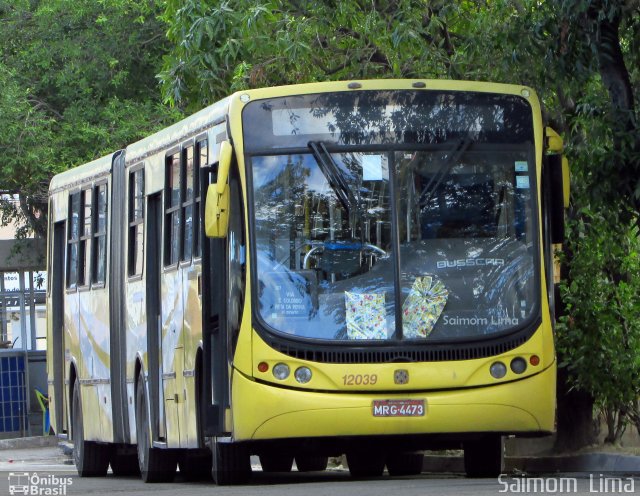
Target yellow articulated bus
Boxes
[46,79,569,484]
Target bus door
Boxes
[145,192,170,444]
[160,151,186,447]
[50,221,66,434]
[201,142,246,437]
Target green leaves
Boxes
[156,0,640,436]
[0,0,182,237]
[557,210,640,412]
[159,0,492,106]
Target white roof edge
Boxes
[49,152,117,193]
[125,96,231,164]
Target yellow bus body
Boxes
[47,79,561,483]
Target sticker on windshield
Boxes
[402,276,449,338]
[514,161,528,172]
[516,176,530,189]
[362,154,386,181]
[345,292,387,339]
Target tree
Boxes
[0,0,181,239]
[160,0,640,449]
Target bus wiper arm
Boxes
[419,136,473,206]
[308,141,354,213]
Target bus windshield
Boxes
[244,90,538,342]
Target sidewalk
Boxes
[0,437,72,472]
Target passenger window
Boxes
[128,168,145,276]
[165,152,181,266]
[195,140,207,258]
[79,188,92,287]
[182,146,194,261]
[92,183,108,284]
[66,192,81,288]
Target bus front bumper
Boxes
[231,362,556,441]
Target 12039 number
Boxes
[342,374,378,386]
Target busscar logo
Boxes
[8,473,73,496]
[436,258,505,269]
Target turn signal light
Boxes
[530,355,540,366]
[257,362,269,373]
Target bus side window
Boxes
[195,139,207,258]
[128,168,144,277]
[79,188,92,287]
[66,192,81,289]
[182,146,195,262]
[92,183,108,285]
[165,152,181,266]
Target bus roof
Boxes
[49,153,115,193]
[49,80,536,194]
[124,96,231,165]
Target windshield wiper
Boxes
[418,136,473,207]
[308,141,357,214]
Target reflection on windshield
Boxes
[246,90,537,343]
[252,146,536,341]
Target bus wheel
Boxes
[135,375,177,482]
[463,434,504,478]
[259,454,293,472]
[346,452,385,478]
[386,452,424,476]
[178,452,212,481]
[71,380,109,477]
[110,452,140,476]
[211,439,252,485]
[295,455,328,472]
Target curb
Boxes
[511,453,640,474]
[58,441,73,457]
[0,436,58,450]
[422,454,640,475]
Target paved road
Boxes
[1,447,639,496]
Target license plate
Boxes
[372,399,425,417]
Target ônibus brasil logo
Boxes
[8,472,73,495]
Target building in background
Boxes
[0,219,47,438]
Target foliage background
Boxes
[0,0,181,238]
[1,0,638,447]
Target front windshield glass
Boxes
[245,90,537,342]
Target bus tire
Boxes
[346,451,385,478]
[295,455,328,472]
[385,452,424,476]
[211,439,252,485]
[135,375,177,482]
[259,454,293,472]
[463,434,504,478]
[71,380,109,477]
[110,452,140,476]
[178,452,212,481]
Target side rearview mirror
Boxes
[205,141,233,238]
[562,156,570,209]
[544,127,570,244]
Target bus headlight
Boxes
[490,362,507,379]
[294,367,312,384]
[510,357,527,374]
[273,363,290,380]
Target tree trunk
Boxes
[589,4,640,218]
[554,366,597,451]
[604,407,628,445]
